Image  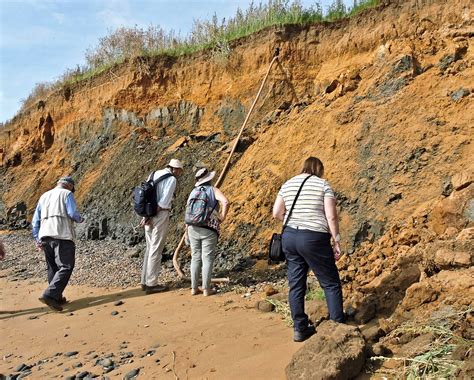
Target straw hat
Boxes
[195,168,216,187]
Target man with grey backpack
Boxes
[138,159,184,294]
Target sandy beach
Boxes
[1,278,299,379]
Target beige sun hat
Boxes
[168,158,184,169]
[195,168,216,187]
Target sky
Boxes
[0,0,352,123]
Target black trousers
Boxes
[282,227,344,331]
[41,237,75,300]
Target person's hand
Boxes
[333,241,342,261]
[139,217,150,227]
[35,240,43,252]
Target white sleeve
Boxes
[157,177,177,209]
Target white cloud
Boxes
[96,0,141,29]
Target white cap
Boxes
[168,158,184,169]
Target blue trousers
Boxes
[282,227,344,331]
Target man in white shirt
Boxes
[140,159,184,294]
[32,176,84,311]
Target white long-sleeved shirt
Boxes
[147,168,177,209]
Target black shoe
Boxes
[141,284,147,291]
[58,296,68,305]
[293,325,316,342]
[145,285,168,294]
[39,296,63,312]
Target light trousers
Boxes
[188,225,218,290]
[141,211,170,287]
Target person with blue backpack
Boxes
[138,158,184,294]
[185,167,229,296]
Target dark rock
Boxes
[354,301,377,324]
[438,54,456,72]
[111,311,119,316]
[28,316,38,320]
[387,193,402,204]
[286,320,366,380]
[73,362,83,368]
[255,300,274,313]
[114,300,124,307]
[325,79,339,94]
[442,180,453,197]
[76,371,89,379]
[451,88,470,102]
[64,351,79,357]
[124,368,140,379]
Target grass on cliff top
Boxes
[15,0,380,117]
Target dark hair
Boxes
[301,157,324,177]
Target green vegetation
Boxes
[305,286,326,301]
[18,0,380,114]
[371,308,473,379]
[266,298,293,326]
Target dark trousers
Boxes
[41,237,75,300]
[282,227,344,331]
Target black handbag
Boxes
[268,175,313,263]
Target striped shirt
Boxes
[278,174,335,233]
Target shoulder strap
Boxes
[152,172,174,185]
[282,175,313,232]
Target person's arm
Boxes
[66,193,84,223]
[32,202,42,242]
[324,197,341,261]
[157,177,177,210]
[272,195,286,221]
[213,187,229,222]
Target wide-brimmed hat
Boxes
[168,158,184,169]
[195,168,216,187]
[57,176,75,186]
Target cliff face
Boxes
[1,0,472,255]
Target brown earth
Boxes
[1,0,473,377]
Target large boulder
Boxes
[286,321,366,380]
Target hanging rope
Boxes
[172,47,281,279]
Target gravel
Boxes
[0,231,179,288]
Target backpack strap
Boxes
[153,172,174,186]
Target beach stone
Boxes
[64,351,79,357]
[111,311,119,316]
[100,359,114,367]
[286,320,366,380]
[124,368,140,379]
[255,300,274,312]
[114,300,124,306]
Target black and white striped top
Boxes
[278,174,335,233]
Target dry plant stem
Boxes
[172,53,280,278]
[172,351,178,380]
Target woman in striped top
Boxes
[272,157,344,342]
